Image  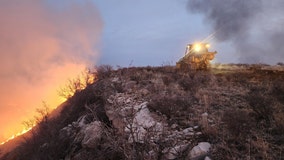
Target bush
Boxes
[271,81,284,104]
[247,88,273,121]
[148,95,193,119]
[222,109,252,138]
[95,65,113,80]
[162,75,174,86]
[178,77,195,92]
[273,112,284,135]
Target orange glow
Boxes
[0,0,102,144]
[0,63,92,144]
[0,64,94,145]
[0,124,35,145]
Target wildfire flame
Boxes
[0,70,95,146]
[0,124,35,145]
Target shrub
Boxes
[273,112,284,135]
[148,95,193,120]
[222,109,252,138]
[247,88,273,121]
[162,75,174,86]
[271,80,284,104]
[94,65,113,80]
[58,69,95,99]
[178,76,195,92]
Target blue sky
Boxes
[94,0,234,66]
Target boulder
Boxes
[187,142,211,160]
[126,102,164,143]
[81,121,103,148]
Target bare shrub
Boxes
[129,72,142,82]
[94,65,113,80]
[222,109,252,138]
[247,87,273,121]
[193,72,212,84]
[271,80,284,104]
[58,69,95,99]
[162,75,174,86]
[148,95,193,121]
[178,76,195,92]
[274,112,284,134]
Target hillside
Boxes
[1,64,284,160]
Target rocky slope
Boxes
[1,64,284,160]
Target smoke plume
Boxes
[188,0,284,64]
[0,0,102,142]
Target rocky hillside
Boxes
[1,64,284,160]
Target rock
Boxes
[204,156,212,160]
[185,132,194,136]
[164,144,188,160]
[59,116,90,140]
[183,127,194,133]
[188,142,211,160]
[59,125,73,139]
[126,102,164,143]
[133,102,156,128]
[124,81,137,91]
[195,132,202,136]
[193,126,199,129]
[107,98,113,104]
[126,126,147,143]
[111,77,120,82]
[105,93,164,144]
[140,88,149,96]
[81,121,103,148]
[171,124,178,129]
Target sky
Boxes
[95,0,284,66]
[0,0,283,143]
[95,0,221,66]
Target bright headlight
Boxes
[193,44,201,52]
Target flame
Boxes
[0,69,95,145]
[0,124,35,145]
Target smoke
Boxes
[0,0,102,141]
[187,0,284,64]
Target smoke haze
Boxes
[0,0,102,142]
[187,0,284,64]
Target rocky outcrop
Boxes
[105,93,165,143]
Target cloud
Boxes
[0,0,102,141]
[187,0,284,64]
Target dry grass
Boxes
[2,64,284,160]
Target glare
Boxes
[194,44,201,52]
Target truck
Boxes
[176,43,217,70]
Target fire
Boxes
[0,124,35,145]
[0,69,95,146]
